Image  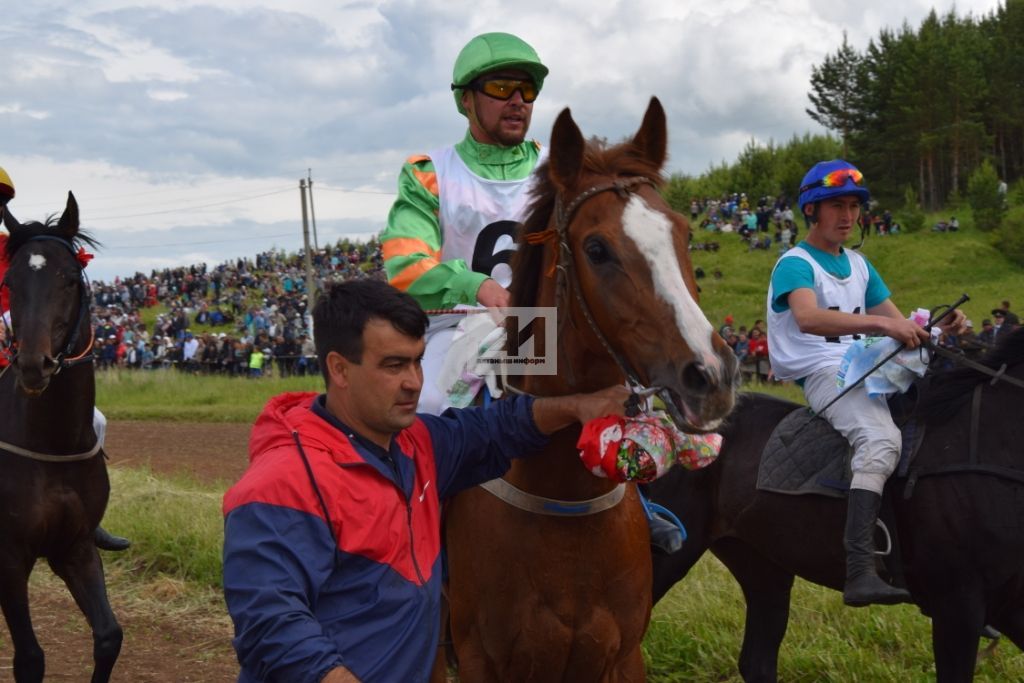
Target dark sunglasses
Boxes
[453,78,538,103]
[799,168,864,195]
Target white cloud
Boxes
[0,0,1004,281]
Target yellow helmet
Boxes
[0,166,13,205]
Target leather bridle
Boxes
[1,234,95,374]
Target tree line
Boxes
[808,0,1023,211]
[663,0,1024,216]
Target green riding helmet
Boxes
[451,32,548,116]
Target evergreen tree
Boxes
[806,32,865,158]
[967,159,1004,232]
[995,205,1024,267]
[849,26,920,208]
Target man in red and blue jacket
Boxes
[222,279,628,683]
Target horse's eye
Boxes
[584,237,612,265]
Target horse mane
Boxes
[4,216,100,262]
[509,139,665,308]
[918,326,1024,424]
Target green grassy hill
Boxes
[690,213,1021,332]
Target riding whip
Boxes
[807,293,970,419]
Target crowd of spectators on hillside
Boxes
[690,193,799,254]
[87,240,385,377]
[714,299,1020,387]
[934,300,1021,369]
[707,314,774,384]
[67,197,1024,388]
[688,192,909,258]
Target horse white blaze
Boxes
[621,195,719,371]
[28,254,46,271]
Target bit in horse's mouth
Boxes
[15,372,50,397]
[660,387,722,435]
[18,385,46,398]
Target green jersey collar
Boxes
[456,130,536,166]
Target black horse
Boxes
[0,193,122,682]
[649,330,1024,682]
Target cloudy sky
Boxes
[2,0,1004,282]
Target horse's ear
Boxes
[548,107,585,193]
[57,191,79,239]
[630,97,667,170]
[2,207,23,234]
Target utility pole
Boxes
[299,178,317,309]
[307,168,319,252]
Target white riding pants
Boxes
[93,407,107,448]
[802,366,901,495]
[418,315,460,416]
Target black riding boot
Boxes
[843,489,911,607]
[648,512,685,555]
[94,526,131,552]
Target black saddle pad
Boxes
[757,409,852,498]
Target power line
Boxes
[317,185,396,196]
[100,231,299,250]
[76,183,290,212]
[86,187,294,220]
[15,176,293,208]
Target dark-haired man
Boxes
[991,308,1015,344]
[994,300,1019,327]
[222,279,629,683]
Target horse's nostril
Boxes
[681,362,712,397]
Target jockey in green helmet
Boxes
[381,31,550,415]
[450,32,548,117]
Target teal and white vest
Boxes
[767,246,870,381]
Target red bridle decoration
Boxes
[75,247,93,268]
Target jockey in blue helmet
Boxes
[768,159,966,607]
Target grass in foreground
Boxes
[100,463,1023,681]
[645,556,1024,682]
[104,466,225,589]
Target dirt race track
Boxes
[0,421,251,682]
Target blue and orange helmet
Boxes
[798,159,869,213]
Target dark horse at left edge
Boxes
[649,329,1024,682]
[0,193,122,682]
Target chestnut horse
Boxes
[444,98,739,681]
[0,194,122,682]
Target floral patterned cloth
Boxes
[577,412,723,483]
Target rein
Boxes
[924,341,1024,391]
[526,175,692,429]
[480,478,626,516]
[0,437,102,462]
[904,378,1024,497]
[480,176,664,517]
[531,175,654,390]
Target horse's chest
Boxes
[0,471,103,537]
